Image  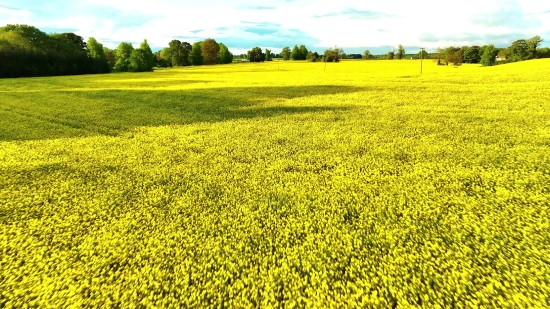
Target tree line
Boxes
[0,24,110,78]
[154,38,233,68]
[360,36,547,67]
[239,45,342,63]
[0,24,235,78]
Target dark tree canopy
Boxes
[247,47,265,62]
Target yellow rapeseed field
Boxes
[1,60,549,308]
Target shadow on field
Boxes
[0,85,359,141]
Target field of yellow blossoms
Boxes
[1,59,549,307]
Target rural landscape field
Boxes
[1,59,550,308]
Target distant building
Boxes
[241,59,250,62]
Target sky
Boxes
[1,0,550,55]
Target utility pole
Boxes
[420,47,425,74]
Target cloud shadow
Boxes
[0,85,360,141]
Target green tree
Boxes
[0,24,49,49]
[463,46,481,63]
[247,47,265,62]
[168,40,186,66]
[290,45,301,60]
[324,47,343,62]
[280,47,291,60]
[114,42,134,72]
[527,36,543,59]
[418,49,429,59]
[190,41,203,65]
[387,51,394,60]
[480,44,498,66]
[87,37,109,73]
[396,44,405,60]
[129,48,153,72]
[508,39,529,62]
[139,39,155,69]
[103,47,116,70]
[298,45,308,60]
[265,48,272,61]
[160,47,172,67]
[538,47,550,58]
[218,43,233,64]
[306,51,319,62]
[362,50,371,59]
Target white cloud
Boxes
[2,0,549,52]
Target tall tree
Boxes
[290,45,301,60]
[247,47,265,62]
[324,47,343,62]
[527,35,543,59]
[362,50,371,59]
[387,51,394,60]
[463,46,481,63]
[168,40,186,66]
[182,42,192,66]
[160,47,172,67]
[87,37,109,73]
[298,45,308,60]
[280,47,291,60]
[306,51,319,62]
[265,48,272,61]
[114,42,134,72]
[103,47,116,70]
[139,39,155,69]
[480,44,498,66]
[396,44,405,60]
[218,43,233,64]
[508,39,529,62]
[129,48,153,72]
[190,41,203,65]
[201,38,220,65]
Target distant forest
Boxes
[0,24,234,78]
[0,24,548,78]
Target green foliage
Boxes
[387,51,394,60]
[396,44,405,60]
[139,39,156,69]
[168,40,190,66]
[298,45,308,60]
[103,47,116,70]
[463,46,481,63]
[114,42,134,72]
[290,45,300,60]
[528,35,543,59]
[362,50,372,60]
[508,39,529,62]
[280,47,291,60]
[324,47,343,62]
[306,51,319,62]
[247,46,265,62]
[129,48,153,72]
[190,41,203,65]
[265,48,272,61]
[218,43,233,64]
[0,25,110,77]
[481,45,498,66]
